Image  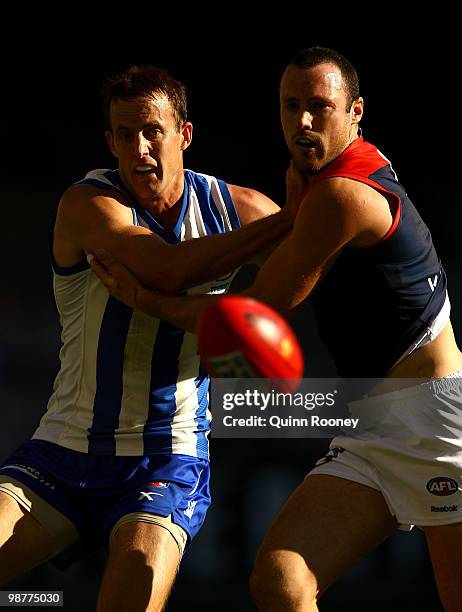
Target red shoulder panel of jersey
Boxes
[302,137,401,242]
[306,137,389,191]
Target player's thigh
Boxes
[424,522,462,611]
[252,474,398,599]
[98,520,182,612]
[0,492,56,583]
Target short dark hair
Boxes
[101,65,187,131]
[285,47,360,109]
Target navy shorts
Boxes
[0,439,210,565]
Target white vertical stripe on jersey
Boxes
[171,331,204,457]
[185,186,207,239]
[35,270,92,450]
[115,311,161,455]
[210,177,233,230]
[61,273,110,451]
[34,271,110,453]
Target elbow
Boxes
[243,287,292,319]
[154,268,187,294]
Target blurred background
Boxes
[0,19,459,611]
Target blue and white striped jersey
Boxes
[33,169,240,458]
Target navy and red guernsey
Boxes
[307,137,447,378]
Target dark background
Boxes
[0,21,459,611]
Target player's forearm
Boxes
[165,210,292,293]
[136,287,218,333]
[251,234,287,267]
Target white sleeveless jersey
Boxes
[33,169,241,458]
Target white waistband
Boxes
[391,291,451,369]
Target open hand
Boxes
[87,250,142,310]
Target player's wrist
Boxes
[135,285,160,315]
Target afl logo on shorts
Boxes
[426,476,459,496]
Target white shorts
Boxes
[309,372,462,530]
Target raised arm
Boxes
[89,177,392,330]
[55,182,292,294]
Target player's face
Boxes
[280,63,363,177]
[106,94,192,206]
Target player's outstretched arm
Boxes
[56,183,292,295]
[89,178,389,331]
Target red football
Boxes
[197,296,304,392]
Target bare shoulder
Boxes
[308,176,387,210]
[54,184,136,267]
[59,183,132,218]
[227,183,280,225]
[299,177,393,247]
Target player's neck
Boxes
[140,172,185,229]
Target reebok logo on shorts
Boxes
[426,476,459,496]
[431,505,458,512]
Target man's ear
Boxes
[180,122,193,151]
[350,97,364,126]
